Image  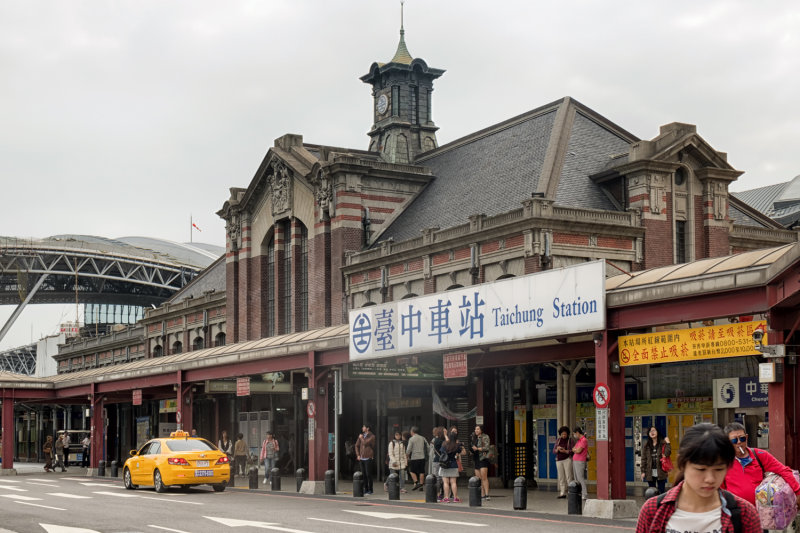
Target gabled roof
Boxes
[733,176,800,228]
[376,97,638,244]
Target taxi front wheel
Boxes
[154,469,168,493]
[123,468,137,490]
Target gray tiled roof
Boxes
[729,203,768,227]
[167,256,226,304]
[375,109,557,243]
[732,182,787,216]
[555,112,633,210]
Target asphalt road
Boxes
[0,474,637,533]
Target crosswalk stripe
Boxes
[0,486,28,492]
[15,501,65,511]
[91,491,137,498]
[48,493,92,499]
[1,494,40,501]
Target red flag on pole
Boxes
[192,223,202,232]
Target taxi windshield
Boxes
[165,439,217,452]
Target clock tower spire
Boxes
[361,2,445,164]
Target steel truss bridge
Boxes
[0,235,222,349]
[0,344,35,375]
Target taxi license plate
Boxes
[196,460,209,467]
[195,470,214,477]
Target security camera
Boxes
[753,325,765,350]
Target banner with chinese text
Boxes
[619,321,766,366]
[349,261,605,360]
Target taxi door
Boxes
[130,442,152,485]
[139,442,161,485]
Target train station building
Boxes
[2,20,800,503]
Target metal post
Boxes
[248,466,258,489]
[513,476,527,510]
[334,367,341,492]
[469,476,482,507]
[386,473,400,500]
[352,471,364,497]
[324,469,335,495]
[110,460,118,477]
[424,474,438,503]
[568,481,582,514]
[270,467,281,491]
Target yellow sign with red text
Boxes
[619,321,766,366]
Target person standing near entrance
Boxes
[218,430,233,463]
[81,435,91,468]
[260,431,280,485]
[572,427,589,500]
[640,426,671,494]
[406,426,426,490]
[234,433,247,476]
[387,431,408,493]
[722,421,800,506]
[471,424,491,501]
[553,425,575,498]
[54,434,67,472]
[62,431,71,467]
[355,424,376,495]
[43,435,54,472]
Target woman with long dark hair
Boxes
[640,426,671,494]
[438,429,464,503]
[635,423,761,533]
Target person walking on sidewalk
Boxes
[54,434,67,472]
[641,426,671,495]
[471,424,491,501]
[722,421,800,506]
[554,425,575,498]
[234,433,247,476]
[387,431,408,493]
[572,427,589,500]
[406,426,427,491]
[430,427,446,500]
[81,435,91,468]
[260,431,280,485]
[43,435,54,472]
[635,423,761,533]
[355,424,376,495]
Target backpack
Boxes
[486,444,498,464]
[656,490,741,533]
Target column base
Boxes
[0,468,18,476]
[582,499,639,519]
[299,480,326,494]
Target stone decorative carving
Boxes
[269,160,292,216]
[310,167,334,221]
[226,213,241,251]
[648,174,665,215]
[713,182,727,220]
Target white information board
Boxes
[596,408,609,441]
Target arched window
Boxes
[215,332,226,347]
[281,220,292,334]
[172,341,182,355]
[267,234,275,337]
[192,337,204,351]
[152,345,163,357]
[297,224,308,331]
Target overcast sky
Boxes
[2,0,799,350]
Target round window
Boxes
[675,167,687,186]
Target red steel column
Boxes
[2,389,14,470]
[767,326,796,465]
[90,387,104,467]
[594,331,626,499]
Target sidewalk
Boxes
[3,462,646,519]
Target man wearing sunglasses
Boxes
[722,422,800,507]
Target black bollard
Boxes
[352,471,364,497]
[110,460,118,477]
[644,487,659,500]
[296,468,306,492]
[513,476,527,510]
[228,465,235,487]
[270,468,281,491]
[386,473,400,500]
[468,476,482,507]
[567,481,582,515]
[324,470,336,495]
[424,475,438,503]
[248,466,259,489]
[97,460,106,477]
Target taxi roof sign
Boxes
[170,430,190,438]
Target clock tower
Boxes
[361,4,445,164]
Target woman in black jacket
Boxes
[640,426,671,494]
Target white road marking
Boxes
[0,486,28,492]
[204,516,315,532]
[80,482,121,487]
[0,479,21,483]
[48,493,92,499]
[342,510,487,527]
[0,494,40,500]
[133,495,202,505]
[60,477,91,482]
[28,482,60,487]
[309,517,428,533]
[40,524,100,532]
[14,502,66,511]
[24,478,54,482]
[149,526,192,532]
[91,491,138,498]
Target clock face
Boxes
[376,94,388,115]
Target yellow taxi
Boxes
[123,430,230,492]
